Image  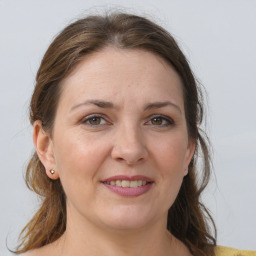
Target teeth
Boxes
[105,180,150,188]
[116,180,122,186]
[121,180,130,188]
[130,180,138,188]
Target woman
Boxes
[14,12,255,256]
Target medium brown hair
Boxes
[15,12,216,256]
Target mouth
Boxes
[102,180,151,188]
[101,175,154,197]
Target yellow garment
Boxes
[215,246,256,256]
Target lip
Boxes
[102,175,153,182]
[101,175,154,197]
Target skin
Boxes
[31,48,195,256]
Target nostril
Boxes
[111,138,148,165]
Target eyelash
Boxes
[145,114,174,127]
[80,114,174,127]
[81,114,109,126]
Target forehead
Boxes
[58,47,184,111]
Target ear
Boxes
[33,120,59,180]
[184,139,196,176]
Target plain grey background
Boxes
[1,0,256,255]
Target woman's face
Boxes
[45,48,195,231]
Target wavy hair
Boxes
[15,12,216,256]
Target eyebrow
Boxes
[70,99,181,113]
[70,100,114,111]
[144,101,181,113]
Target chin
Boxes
[98,205,158,231]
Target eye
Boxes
[146,115,174,127]
[81,114,109,126]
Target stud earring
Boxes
[50,169,55,175]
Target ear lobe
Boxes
[184,139,196,175]
[33,120,59,179]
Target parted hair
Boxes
[15,12,216,256]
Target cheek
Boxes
[53,130,111,182]
[52,132,112,211]
[151,135,188,202]
[153,135,188,173]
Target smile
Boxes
[103,180,149,188]
[101,175,154,197]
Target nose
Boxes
[111,124,148,165]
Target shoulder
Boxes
[20,249,41,256]
[215,246,256,256]
[20,245,53,256]
[19,239,61,256]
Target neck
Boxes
[55,212,181,256]
[53,205,191,256]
